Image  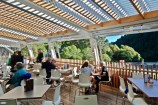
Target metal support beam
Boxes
[48,42,56,58]
[55,43,60,58]
[27,45,34,58]
[4,47,14,54]
[89,36,100,65]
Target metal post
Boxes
[56,43,60,58]
[48,42,56,58]
[89,37,100,65]
[27,45,34,58]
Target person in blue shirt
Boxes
[81,61,92,75]
[7,62,28,90]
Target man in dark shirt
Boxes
[17,51,24,63]
[94,61,109,93]
[42,58,56,84]
[36,49,43,63]
[10,51,18,72]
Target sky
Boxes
[106,35,123,43]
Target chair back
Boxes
[21,80,26,86]
[0,99,17,105]
[108,76,111,82]
[39,69,46,77]
[73,67,78,77]
[34,63,41,70]
[51,70,60,77]
[75,95,98,105]
[34,77,44,85]
[119,76,126,92]
[0,84,4,96]
[53,84,61,105]
[79,74,90,84]
[127,83,134,102]
[2,65,10,77]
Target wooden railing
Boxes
[56,59,158,88]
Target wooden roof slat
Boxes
[0,16,43,36]
[31,0,42,3]
[0,31,27,40]
[129,0,144,19]
[30,0,87,27]
[92,0,120,22]
[1,14,47,35]
[0,3,64,34]
[59,0,99,23]
[1,20,40,37]
[36,1,45,5]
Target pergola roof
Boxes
[0,0,158,47]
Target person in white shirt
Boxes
[81,61,92,75]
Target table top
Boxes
[0,85,51,100]
[128,78,158,98]
[75,95,98,105]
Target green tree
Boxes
[109,44,120,53]
[113,45,141,62]
[106,44,120,60]
[32,44,47,57]
[61,45,83,60]
[21,46,29,58]
[114,31,158,62]
[82,47,94,61]
[60,39,90,51]
[102,53,111,62]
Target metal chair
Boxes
[75,74,91,96]
[99,76,113,92]
[39,69,47,77]
[32,63,42,74]
[51,70,61,86]
[127,83,148,105]
[42,84,64,105]
[70,67,79,91]
[34,77,44,85]
[51,70,61,81]
[0,83,4,96]
[75,95,98,105]
[116,76,126,105]
[39,69,47,84]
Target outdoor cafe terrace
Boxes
[1,0,158,105]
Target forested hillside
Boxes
[114,31,158,62]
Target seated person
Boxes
[7,62,30,90]
[81,61,92,75]
[42,58,56,84]
[81,61,93,94]
[93,61,109,93]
